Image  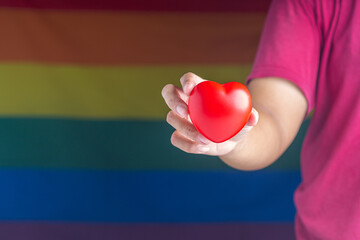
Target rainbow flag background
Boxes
[0,0,309,239]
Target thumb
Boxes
[180,72,206,95]
[230,108,259,141]
[246,108,259,127]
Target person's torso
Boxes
[295,0,360,239]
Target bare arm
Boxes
[219,77,307,170]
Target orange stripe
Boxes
[0,9,265,65]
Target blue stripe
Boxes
[0,169,300,222]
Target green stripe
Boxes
[0,64,251,119]
[0,118,307,170]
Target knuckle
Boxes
[170,131,196,154]
[182,72,194,78]
[183,148,192,154]
[187,142,198,153]
[166,111,175,123]
[185,72,195,78]
[170,132,177,146]
[181,143,192,153]
[183,124,196,138]
[161,84,174,98]
[181,72,196,83]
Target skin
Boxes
[161,72,307,171]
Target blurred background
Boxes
[0,0,309,239]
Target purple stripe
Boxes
[0,222,295,240]
[0,0,271,12]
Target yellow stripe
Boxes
[0,64,252,119]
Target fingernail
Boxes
[198,146,210,153]
[176,105,187,117]
[198,135,211,144]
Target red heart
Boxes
[188,81,252,143]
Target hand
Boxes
[161,72,259,156]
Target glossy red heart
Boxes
[188,81,252,143]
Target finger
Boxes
[170,131,210,154]
[180,72,206,95]
[170,130,235,156]
[166,111,211,144]
[161,84,189,118]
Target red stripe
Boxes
[0,222,295,240]
[0,0,271,12]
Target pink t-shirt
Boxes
[247,0,360,239]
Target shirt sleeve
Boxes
[247,0,322,116]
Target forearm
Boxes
[219,107,285,170]
[219,77,307,171]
